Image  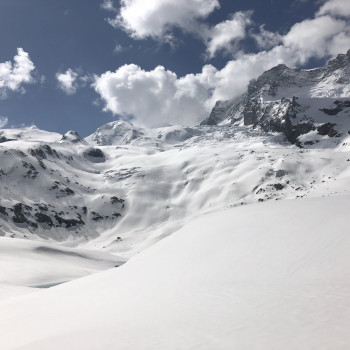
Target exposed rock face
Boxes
[61,130,86,144]
[84,147,106,162]
[203,49,350,146]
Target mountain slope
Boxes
[1,195,350,350]
[2,123,350,259]
[202,49,350,147]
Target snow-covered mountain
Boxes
[203,49,350,147]
[2,49,350,254]
[2,118,350,258]
[1,52,350,349]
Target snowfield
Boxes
[0,195,350,350]
[0,237,124,301]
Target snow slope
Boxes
[0,237,124,301]
[1,195,350,350]
[2,122,350,257]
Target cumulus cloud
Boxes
[0,48,36,99]
[93,45,304,127]
[204,11,252,58]
[317,0,350,18]
[109,0,219,40]
[56,68,91,95]
[283,15,349,63]
[95,0,350,127]
[0,116,8,128]
[108,0,252,58]
[93,64,216,126]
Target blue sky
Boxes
[0,0,349,136]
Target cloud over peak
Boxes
[94,0,350,127]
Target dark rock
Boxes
[272,183,284,190]
[30,148,46,160]
[54,215,84,228]
[91,212,104,221]
[63,187,75,195]
[84,148,106,162]
[317,123,340,137]
[35,213,53,226]
[61,130,85,144]
[111,196,125,205]
[0,206,8,216]
[320,107,342,115]
[12,203,29,224]
[0,136,15,143]
[275,170,288,177]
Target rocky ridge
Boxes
[202,49,350,147]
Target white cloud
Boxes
[94,0,350,127]
[93,47,299,127]
[108,0,252,58]
[56,69,79,95]
[0,116,8,128]
[317,0,350,18]
[326,30,350,57]
[283,15,349,63]
[204,11,252,58]
[56,68,91,95]
[109,0,219,40]
[0,48,36,99]
[93,64,215,127]
[101,0,117,12]
[251,25,283,50]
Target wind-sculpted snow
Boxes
[0,236,124,301]
[1,196,350,350]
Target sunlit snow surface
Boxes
[1,121,350,349]
[1,196,350,349]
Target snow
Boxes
[0,237,124,301]
[1,56,350,349]
[1,195,350,349]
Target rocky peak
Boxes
[203,50,350,147]
[61,130,86,144]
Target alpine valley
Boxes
[1,51,350,350]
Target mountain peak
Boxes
[60,130,86,144]
[203,50,350,147]
[86,120,144,146]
